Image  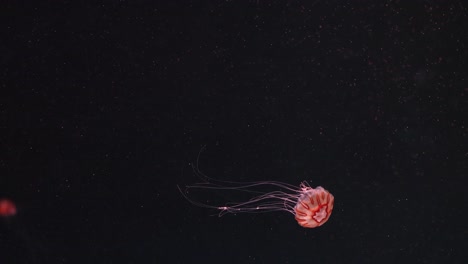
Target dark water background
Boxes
[0,1,465,263]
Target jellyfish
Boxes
[0,198,17,217]
[178,168,334,228]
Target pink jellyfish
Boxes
[178,170,334,228]
[0,198,17,217]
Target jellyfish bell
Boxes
[294,183,334,228]
[0,198,17,218]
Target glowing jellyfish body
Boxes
[0,198,17,217]
[294,185,334,228]
[179,180,334,228]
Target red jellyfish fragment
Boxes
[0,198,17,217]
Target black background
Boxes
[0,1,466,263]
